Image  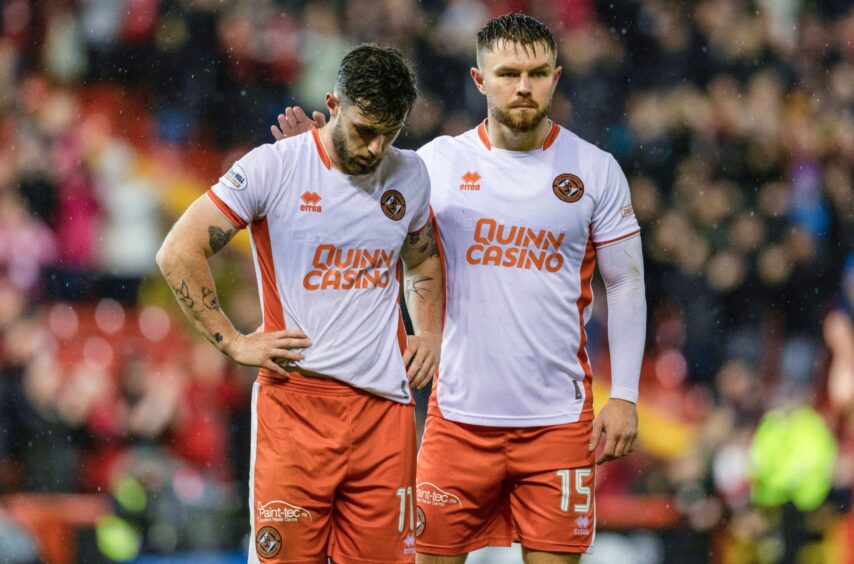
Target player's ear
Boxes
[552,65,563,92]
[326,92,340,118]
[470,67,486,95]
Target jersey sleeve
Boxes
[407,155,432,233]
[207,145,280,229]
[591,154,641,248]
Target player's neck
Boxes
[318,126,347,174]
[486,115,552,152]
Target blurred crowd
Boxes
[1,0,853,562]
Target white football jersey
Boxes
[419,120,640,426]
[209,129,430,403]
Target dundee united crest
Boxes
[416,506,426,536]
[553,173,584,203]
[256,526,282,558]
[381,189,406,221]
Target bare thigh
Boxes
[417,553,468,564]
[523,548,581,564]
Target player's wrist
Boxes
[609,386,639,404]
[414,330,442,345]
[218,329,243,358]
[607,396,637,406]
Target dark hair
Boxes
[335,44,418,125]
[476,13,556,60]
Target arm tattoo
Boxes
[201,287,221,311]
[214,333,223,343]
[405,275,434,302]
[402,223,439,267]
[208,225,236,254]
[173,280,195,309]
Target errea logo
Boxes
[300,191,322,213]
[460,171,481,191]
[403,533,416,555]
[574,515,591,536]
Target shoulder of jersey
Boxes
[418,133,475,157]
[381,145,427,175]
[552,125,613,163]
[272,130,313,154]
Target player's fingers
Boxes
[411,353,434,387]
[277,112,288,130]
[313,111,327,128]
[413,363,436,389]
[589,419,603,452]
[402,344,416,368]
[271,124,284,141]
[623,433,639,456]
[620,436,635,458]
[612,434,630,459]
[272,329,308,339]
[263,359,289,377]
[407,349,426,380]
[277,337,311,349]
[597,433,618,465]
[270,347,305,360]
[284,106,297,127]
[293,106,308,123]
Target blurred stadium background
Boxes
[0,0,853,562]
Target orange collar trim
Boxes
[542,121,560,150]
[477,120,491,150]
[477,119,560,151]
[312,128,331,170]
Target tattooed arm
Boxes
[399,220,444,389]
[156,196,309,375]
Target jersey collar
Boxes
[312,128,332,170]
[476,119,561,151]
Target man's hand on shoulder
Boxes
[589,398,638,465]
[271,106,327,141]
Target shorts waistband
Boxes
[257,368,361,396]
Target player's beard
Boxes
[490,99,550,133]
[332,121,381,175]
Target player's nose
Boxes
[368,136,385,156]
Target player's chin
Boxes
[510,116,541,132]
[347,157,380,175]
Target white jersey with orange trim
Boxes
[208,130,430,403]
[418,120,640,426]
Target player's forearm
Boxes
[598,236,647,403]
[403,255,444,337]
[156,243,241,354]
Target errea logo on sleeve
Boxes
[220,164,248,191]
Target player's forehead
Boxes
[343,103,404,133]
[479,40,555,71]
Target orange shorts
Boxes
[250,372,417,563]
[415,415,596,555]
